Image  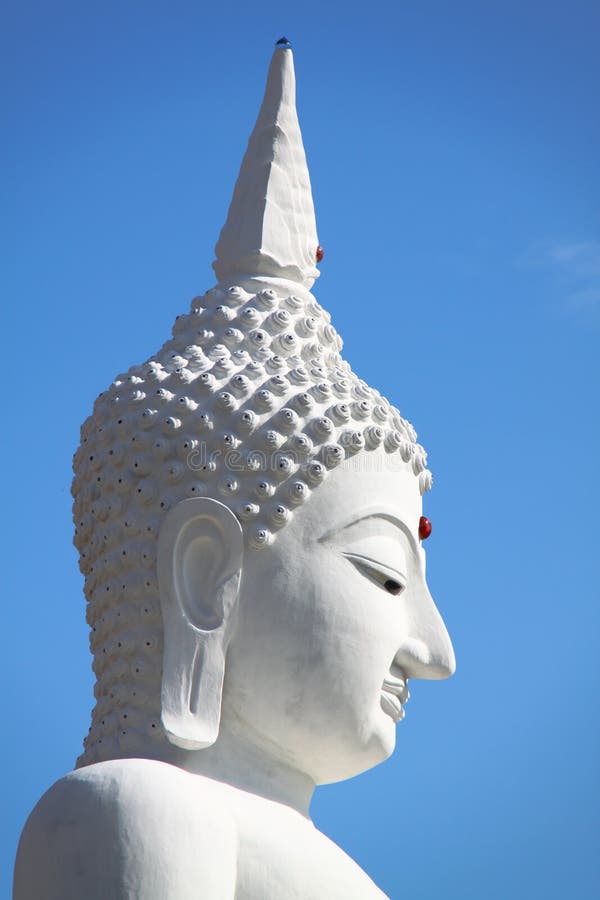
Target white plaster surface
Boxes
[14,41,455,900]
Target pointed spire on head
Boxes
[213,40,320,292]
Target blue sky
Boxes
[2,2,599,898]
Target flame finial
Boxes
[213,44,320,291]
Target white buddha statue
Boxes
[14,40,455,900]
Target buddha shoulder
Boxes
[13,758,238,900]
[15,759,389,899]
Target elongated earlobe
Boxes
[157,498,244,749]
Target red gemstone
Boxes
[419,516,432,541]
[316,245,324,263]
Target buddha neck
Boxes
[159,710,316,818]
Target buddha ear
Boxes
[157,497,244,750]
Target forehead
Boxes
[285,450,424,545]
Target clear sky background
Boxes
[2,1,599,898]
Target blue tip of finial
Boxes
[275,37,292,48]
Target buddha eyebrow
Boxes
[318,512,417,553]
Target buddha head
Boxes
[72,42,455,785]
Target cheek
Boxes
[291,570,399,777]
[230,547,401,756]
[290,557,400,713]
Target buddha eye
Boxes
[343,553,406,597]
[363,565,405,596]
[383,578,404,596]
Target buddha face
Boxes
[221,448,455,784]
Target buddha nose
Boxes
[392,583,456,681]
